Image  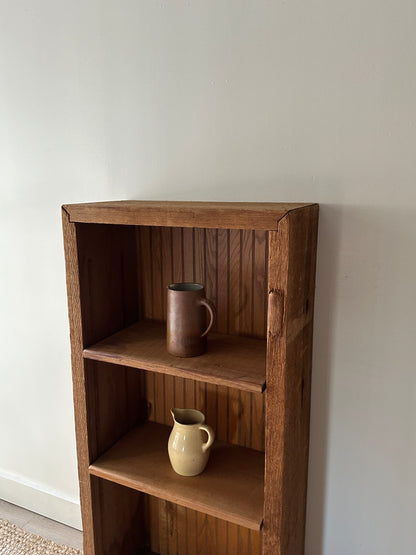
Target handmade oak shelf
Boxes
[89,421,264,530]
[62,200,319,555]
[84,320,267,394]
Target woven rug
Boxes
[0,519,82,555]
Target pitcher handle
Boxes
[199,424,215,452]
[200,298,216,338]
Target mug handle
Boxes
[199,424,215,452]
[200,298,216,337]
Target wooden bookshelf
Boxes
[62,200,319,555]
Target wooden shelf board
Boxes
[83,321,266,393]
[89,422,264,530]
[63,200,316,229]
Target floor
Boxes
[0,499,83,551]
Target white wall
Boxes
[0,0,415,551]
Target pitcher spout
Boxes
[170,408,205,426]
[170,408,185,423]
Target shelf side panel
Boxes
[62,210,95,554]
[85,361,147,461]
[263,205,319,555]
[90,477,148,554]
[63,215,148,555]
[76,223,139,346]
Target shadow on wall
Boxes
[305,203,342,555]
[306,203,416,554]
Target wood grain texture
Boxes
[89,421,265,531]
[63,212,147,554]
[90,477,147,555]
[263,205,319,555]
[83,320,266,394]
[84,361,146,461]
[61,209,95,554]
[63,200,315,229]
[62,201,319,555]
[136,226,267,453]
[76,222,139,346]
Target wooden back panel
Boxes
[137,226,267,554]
[137,226,267,451]
[137,226,268,337]
[70,221,268,554]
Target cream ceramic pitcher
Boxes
[168,408,215,476]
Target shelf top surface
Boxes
[89,421,265,530]
[62,200,317,230]
[84,320,266,393]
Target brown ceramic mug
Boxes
[167,283,216,357]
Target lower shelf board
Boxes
[89,421,264,531]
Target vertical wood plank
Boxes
[205,515,218,554]
[216,229,229,334]
[251,392,265,452]
[216,518,228,555]
[238,526,250,554]
[205,228,218,331]
[184,377,196,409]
[166,501,178,555]
[183,228,194,282]
[238,390,252,448]
[62,210,95,554]
[149,496,160,554]
[161,227,173,319]
[253,230,268,339]
[186,509,197,555]
[139,226,153,320]
[194,228,207,425]
[146,370,156,423]
[158,499,169,555]
[176,504,188,555]
[194,228,205,285]
[228,229,241,335]
[174,376,186,410]
[228,230,241,448]
[216,227,229,470]
[250,529,263,555]
[151,227,164,321]
[237,230,253,449]
[216,385,229,443]
[154,373,166,424]
[240,229,253,336]
[263,206,319,555]
[227,522,239,553]
[205,383,218,441]
[164,375,175,425]
[196,513,209,555]
[251,231,267,453]
[172,227,184,283]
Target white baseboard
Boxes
[0,471,82,530]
